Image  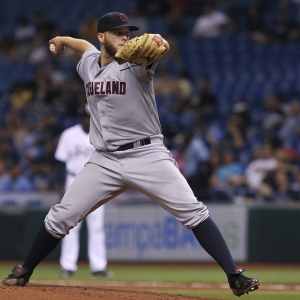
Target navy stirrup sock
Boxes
[22,224,61,274]
[192,216,236,275]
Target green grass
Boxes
[164,290,300,300]
[1,263,300,300]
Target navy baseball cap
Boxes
[97,12,139,33]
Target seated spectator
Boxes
[184,127,211,181]
[3,108,26,151]
[53,88,83,125]
[220,102,253,166]
[9,83,33,109]
[223,114,247,151]
[245,5,270,45]
[171,69,194,114]
[232,101,251,125]
[278,99,300,147]
[183,125,211,199]
[210,148,245,202]
[31,139,57,190]
[47,61,68,87]
[243,142,278,200]
[258,144,298,201]
[19,117,40,162]
[28,35,48,64]
[259,169,295,203]
[261,93,285,135]
[189,75,216,118]
[154,69,178,99]
[191,3,231,37]
[189,148,221,202]
[35,108,62,142]
[0,160,34,191]
[270,9,300,42]
[177,69,193,102]
[14,16,36,42]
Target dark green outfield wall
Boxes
[0,208,88,261]
[1,206,300,263]
[248,206,300,263]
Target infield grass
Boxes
[0,263,299,299]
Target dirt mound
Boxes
[0,283,221,300]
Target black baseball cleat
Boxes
[227,268,260,297]
[2,265,31,286]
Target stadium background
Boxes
[1,0,300,264]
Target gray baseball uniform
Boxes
[45,49,209,238]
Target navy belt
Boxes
[117,137,151,151]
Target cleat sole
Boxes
[232,282,260,297]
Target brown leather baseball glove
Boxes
[115,33,166,67]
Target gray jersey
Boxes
[77,49,163,151]
[46,47,208,240]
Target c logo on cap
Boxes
[119,13,127,22]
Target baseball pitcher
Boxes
[3,12,259,297]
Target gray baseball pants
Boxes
[45,138,209,238]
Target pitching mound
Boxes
[1,284,221,300]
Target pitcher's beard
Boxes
[104,42,117,58]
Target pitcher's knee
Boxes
[180,205,209,229]
[44,205,79,239]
